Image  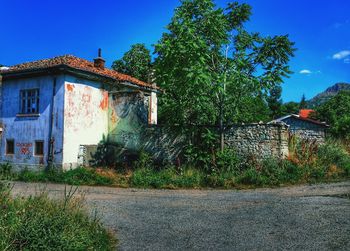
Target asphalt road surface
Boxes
[10,181,350,251]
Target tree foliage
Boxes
[281,101,299,116]
[112,43,152,82]
[155,0,295,131]
[299,94,307,109]
[267,85,283,119]
[315,91,350,139]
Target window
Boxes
[20,89,39,114]
[6,139,14,155]
[35,141,44,156]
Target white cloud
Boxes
[299,69,312,74]
[333,50,350,60]
[333,20,350,29]
[344,58,350,64]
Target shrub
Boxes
[205,171,236,188]
[0,182,116,250]
[134,151,154,170]
[18,168,46,182]
[281,159,303,182]
[288,136,318,166]
[317,141,350,177]
[237,158,303,186]
[131,166,205,189]
[215,148,241,174]
[61,167,114,186]
[131,168,169,188]
[0,163,14,180]
[238,167,266,186]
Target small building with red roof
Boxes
[0,52,159,170]
[269,109,328,143]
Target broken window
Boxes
[35,141,44,156]
[20,89,39,114]
[6,139,14,155]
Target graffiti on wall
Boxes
[16,142,32,155]
[14,142,33,161]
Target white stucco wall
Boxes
[149,91,158,125]
[62,77,108,170]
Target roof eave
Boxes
[0,65,160,92]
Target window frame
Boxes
[6,139,14,155]
[19,88,40,115]
[34,140,44,156]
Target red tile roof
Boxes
[299,109,314,118]
[0,55,157,90]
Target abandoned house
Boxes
[0,52,158,170]
[269,109,328,143]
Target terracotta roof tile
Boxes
[0,55,157,90]
[299,109,314,118]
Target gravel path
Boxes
[9,181,350,251]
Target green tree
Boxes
[155,0,295,151]
[232,94,270,123]
[281,101,299,116]
[315,91,350,139]
[112,43,152,82]
[267,85,283,119]
[299,94,307,109]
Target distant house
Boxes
[269,110,328,143]
[0,52,159,170]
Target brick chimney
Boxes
[94,48,105,69]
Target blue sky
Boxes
[1,0,349,102]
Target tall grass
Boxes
[0,182,116,250]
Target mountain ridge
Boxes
[307,82,350,108]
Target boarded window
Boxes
[35,141,44,156]
[6,139,14,155]
[20,89,40,114]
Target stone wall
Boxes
[225,124,289,159]
[85,122,317,165]
[138,123,289,162]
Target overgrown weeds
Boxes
[1,139,349,189]
[0,182,116,250]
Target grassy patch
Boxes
[131,167,204,189]
[0,182,116,250]
[9,167,115,186]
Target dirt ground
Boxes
[10,181,350,251]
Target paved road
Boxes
[10,181,350,251]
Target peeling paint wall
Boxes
[62,76,108,170]
[0,75,65,170]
